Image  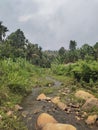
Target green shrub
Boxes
[0,92,8,105]
[7,84,26,95]
[70,60,98,83]
[51,64,72,75]
[0,58,50,129]
[51,60,98,83]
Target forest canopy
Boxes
[0,21,98,67]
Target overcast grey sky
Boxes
[0,0,98,50]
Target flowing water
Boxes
[21,77,98,130]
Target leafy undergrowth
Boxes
[51,61,98,115]
[1,58,98,129]
[0,58,51,130]
[51,60,98,94]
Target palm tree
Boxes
[0,21,8,42]
[69,40,77,51]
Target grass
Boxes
[0,58,98,129]
[88,106,98,115]
[0,58,50,130]
[40,87,57,95]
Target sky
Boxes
[0,0,98,50]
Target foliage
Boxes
[71,60,98,83]
[56,42,97,64]
[40,87,56,95]
[51,60,98,84]
[69,40,77,51]
[0,22,52,68]
[0,21,98,129]
[1,21,98,67]
[58,47,66,56]
[0,58,50,129]
[0,21,8,42]
[7,29,26,48]
[0,111,27,130]
[51,64,67,75]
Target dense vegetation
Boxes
[0,58,53,129]
[0,22,98,67]
[57,40,98,64]
[0,21,98,129]
[0,22,51,68]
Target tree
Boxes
[0,21,8,42]
[7,29,26,48]
[6,29,27,58]
[94,42,98,49]
[80,44,95,60]
[58,47,66,63]
[69,40,77,51]
[64,50,79,63]
[94,42,98,60]
[26,43,43,66]
[0,41,13,58]
[58,47,66,56]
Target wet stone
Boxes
[20,78,98,130]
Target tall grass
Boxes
[0,58,49,130]
[51,60,98,83]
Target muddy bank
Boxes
[20,77,98,130]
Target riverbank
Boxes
[20,77,98,130]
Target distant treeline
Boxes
[0,21,52,68]
[0,21,98,67]
[57,40,98,64]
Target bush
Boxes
[7,84,26,95]
[51,60,98,83]
[0,92,8,105]
[51,64,71,75]
[71,60,98,83]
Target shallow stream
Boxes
[21,77,98,130]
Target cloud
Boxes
[0,0,98,50]
[18,15,33,22]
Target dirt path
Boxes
[20,77,98,130]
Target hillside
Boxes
[0,22,98,130]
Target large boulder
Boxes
[42,123,77,130]
[85,115,98,125]
[75,90,94,100]
[51,97,60,104]
[37,93,47,101]
[82,97,98,111]
[57,102,67,111]
[36,113,57,130]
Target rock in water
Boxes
[37,93,47,101]
[82,97,98,111]
[35,113,57,130]
[75,90,94,100]
[51,97,60,104]
[57,101,67,111]
[42,123,77,130]
[85,115,98,125]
